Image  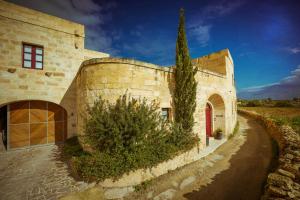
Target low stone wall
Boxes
[98,139,226,188]
[238,110,300,200]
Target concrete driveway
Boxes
[0,145,89,200]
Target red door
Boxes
[206,103,212,137]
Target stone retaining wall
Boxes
[91,139,226,199]
[98,139,226,188]
[238,110,300,199]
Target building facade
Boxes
[0,0,237,150]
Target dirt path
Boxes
[180,114,275,200]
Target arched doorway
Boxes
[205,94,226,146]
[0,100,67,149]
[205,103,212,146]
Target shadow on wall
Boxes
[0,106,7,150]
[167,68,175,119]
[60,77,77,138]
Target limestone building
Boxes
[0,0,237,150]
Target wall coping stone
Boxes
[81,57,172,73]
[80,57,227,79]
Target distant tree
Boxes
[245,100,261,107]
[267,98,272,102]
[174,8,197,133]
[274,100,293,107]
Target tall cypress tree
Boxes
[174,8,197,133]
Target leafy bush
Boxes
[63,136,87,157]
[68,94,198,182]
[213,128,223,139]
[84,95,169,154]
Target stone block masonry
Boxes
[77,51,237,149]
[0,0,237,152]
[0,0,109,139]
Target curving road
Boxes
[182,114,276,200]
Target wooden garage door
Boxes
[8,101,67,149]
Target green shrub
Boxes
[84,95,170,154]
[63,136,87,157]
[69,94,198,182]
[213,128,223,139]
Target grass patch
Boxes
[239,107,300,135]
[134,180,153,192]
[228,121,240,139]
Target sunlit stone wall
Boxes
[0,0,109,137]
[77,49,237,148]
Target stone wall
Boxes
[0,0,109,137]
[238,110,300,200]
[192,49,237,146]
[192,48,234,76]
[77,49,237,148]
[0,0,237,143]
[99,139,226,188]
[76,58,173,136]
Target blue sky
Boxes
[8,0,300,99]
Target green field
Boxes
[239,107,300,134]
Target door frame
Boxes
[0,105,8,150]
[6,101,67,150]
[205,102,213,146]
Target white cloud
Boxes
[189,25,212,47]
[188,0,245,46]
[238,65,300,99]
[8,0,117,53]
[285,47,300,54]
[202,0,245,18]
[122,35,175,65]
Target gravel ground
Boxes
[0,145,89,200]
